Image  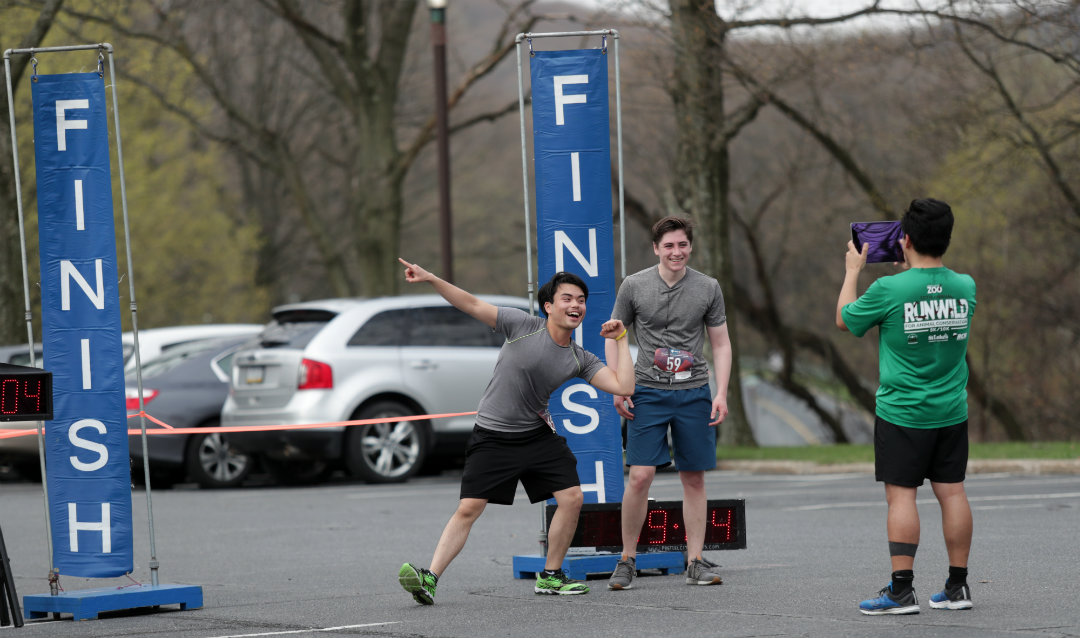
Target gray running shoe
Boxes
[685,557,723,585]
[929,582,973,610]
[608,556,636,590]
[859,583,919,615]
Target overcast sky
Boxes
[572,0,922,19]
[564,0,927,34]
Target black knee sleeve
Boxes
[888,541,918,557]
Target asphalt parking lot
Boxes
[2,469,1079,637]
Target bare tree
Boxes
[62,0,543,302]
[614,0,1077,443]
[0,0,65,343]
[660,0,895,445]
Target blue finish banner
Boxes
[32,73,133,577]
[531,49,622,504]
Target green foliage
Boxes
[108,34,271,327]
[3,1,270,332]
[928,87,1080,439]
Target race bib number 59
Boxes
[653,348,694,380]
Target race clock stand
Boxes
[0,362,50,628]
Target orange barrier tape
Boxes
[122,410,479,436]
[0,428,41,439]
[0,410,478,439]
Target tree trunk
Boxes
[670,0,755,446]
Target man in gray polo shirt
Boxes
[605,216,732,590]
[395,259,636,604]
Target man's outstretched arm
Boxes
[399,258,498,328]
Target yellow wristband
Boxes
[615,328,627,341]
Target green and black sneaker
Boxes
[399,562,438,605]
[534,569,589,595]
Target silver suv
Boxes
[222,295,531,484]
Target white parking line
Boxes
[208,622,398,638]
[973,503,1046,511]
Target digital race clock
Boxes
[547,499,746,552]
[0,363,53,422]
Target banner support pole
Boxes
[4,46,57,589]
[102,43,161,587]
[514,36,536,315]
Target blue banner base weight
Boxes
[512,551,685,580]
[23,583,202,621]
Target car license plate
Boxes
[244,366,264,385]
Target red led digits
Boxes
[1,378,15,414]
[2,378,43,414]
[0,371,50,420]
[23,378,43,411]
[646,509,668,544]
[549,500,744,552]
[708,507,733,542]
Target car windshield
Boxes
[258,320,328,349]
[7,352,39,367]
[129,339,230,380]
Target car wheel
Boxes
[345,401,430,484]
[184,424,254,489]
[261,456,332,486]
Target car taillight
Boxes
[298,358,333,390]
[125,388,159,411]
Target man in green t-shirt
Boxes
[836,199,977,615]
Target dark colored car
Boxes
[127,335,259,488]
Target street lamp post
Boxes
[428,0,453,283]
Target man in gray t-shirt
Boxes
[395,260,636,603]
[605,216,732,591]
[475,306,606,433]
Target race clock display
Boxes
[0,363,53,422]
[547,499,746,552]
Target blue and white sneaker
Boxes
[929,582,973,610]
[859,583,920,615]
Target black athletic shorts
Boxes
[459,424,580,505]
[874,416,968,487]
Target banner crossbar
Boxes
[515,30,619,42]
